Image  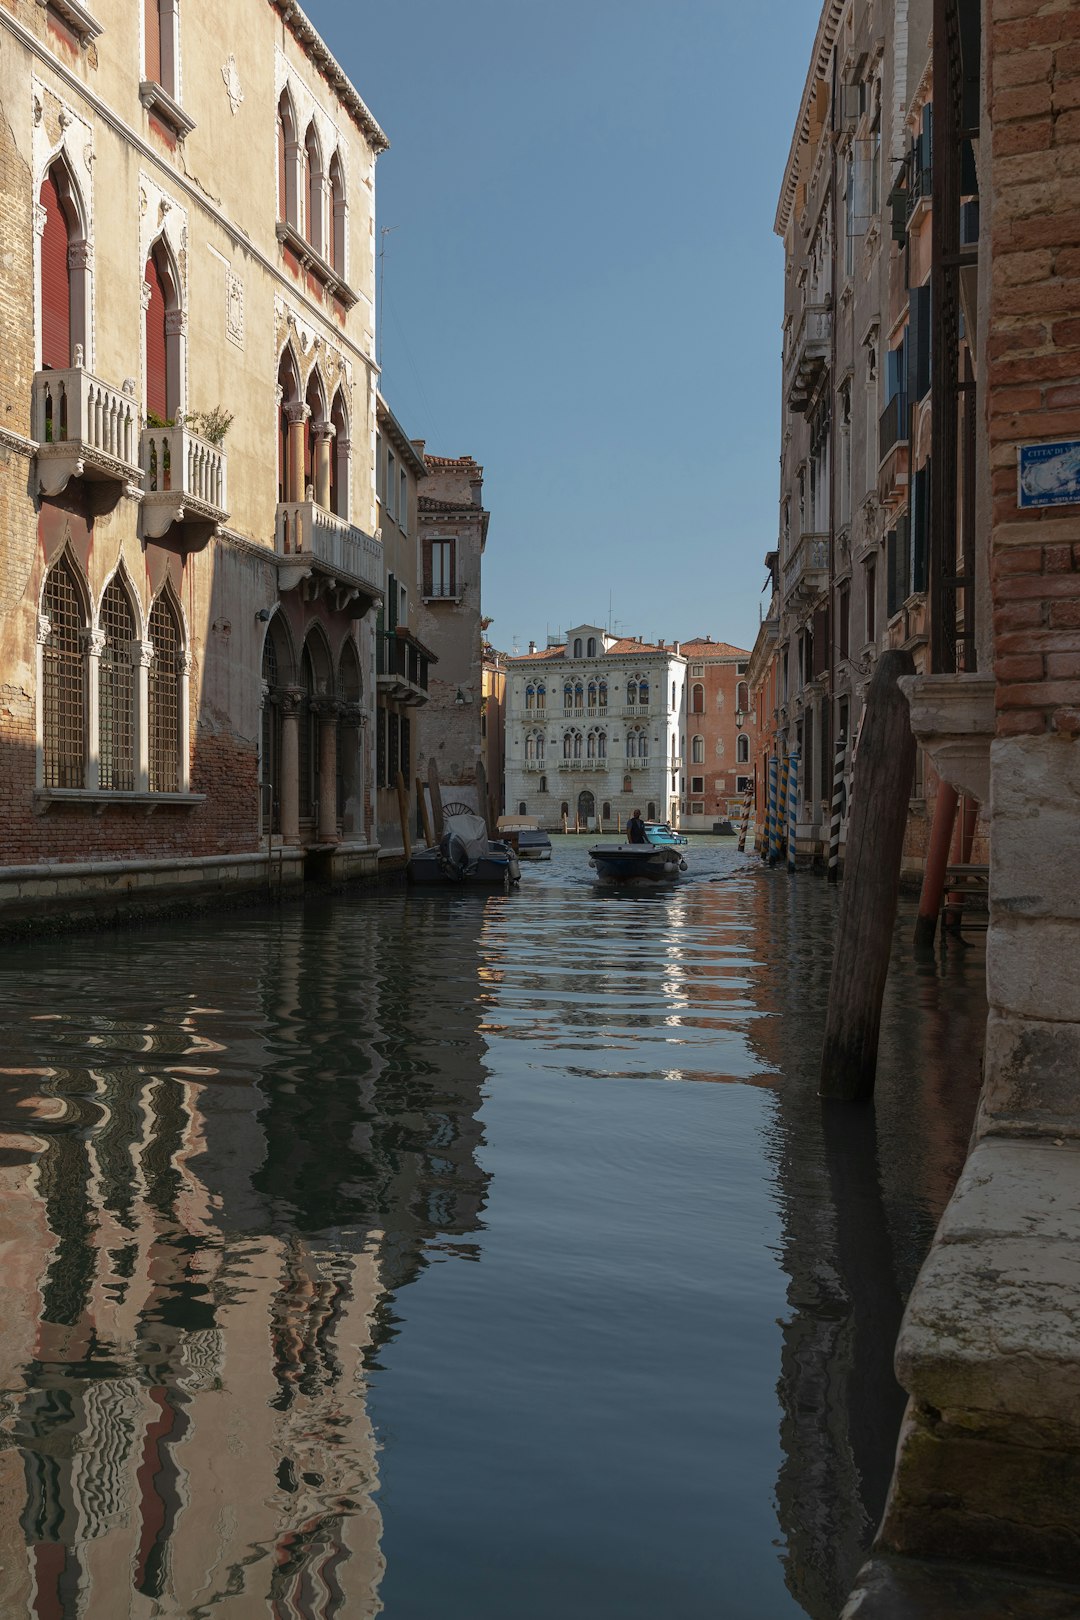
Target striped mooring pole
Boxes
[776,754,789,865]
[767,756,779,865]
[786,751,799,874]
[827,730,847,883]
[737,780,754,853]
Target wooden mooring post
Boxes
[819,649,916,1102]
[913,781,958,949]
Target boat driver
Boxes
[627,809,647,844]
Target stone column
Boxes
[316,701,340,844]
[81,628,105,791]
[313,422,335,510]
[132,639,153,793]
[279,686,303,845]
[339,703,365,841]
[285,402,309,506]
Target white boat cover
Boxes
[444,811,491,872]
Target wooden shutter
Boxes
[39,171,71,370]
[144,0,162,85]
[422,539,433,597]
[447,539,457,595]
[144,254,168,421]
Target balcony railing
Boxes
[32,362,141,498]
[622,703,650,717]
[784,302,832,414]
[783,532,830,602]
[879,393,909,462]
[140,422,227,542]
[376,633,429,703]
[423,581,460,601]
[276,501,382,604]
[627,756,651,771]
[558,757,608,771]
[522,759,546,772]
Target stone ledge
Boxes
[842,1553,1080,1618]
[978,1012,1080,1140]
[895,1138,1080,1426]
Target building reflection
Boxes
[737,871,985,1619]
[0,896,491,1617]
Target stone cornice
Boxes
[270,0,389,154]
[376,393,428,478]
[775,0,845,238]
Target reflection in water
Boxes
[0,847,984,1618]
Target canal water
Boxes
[0,839,987,1619]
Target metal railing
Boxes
[879,393,909,461]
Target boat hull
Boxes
[588,845,683,883]
[408,847,520,886]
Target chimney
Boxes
[528,639,537,654]
[673,639,680,654]
[411,439,426,456]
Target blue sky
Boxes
[302,0,818,656]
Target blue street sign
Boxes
[1018,440,1080,509]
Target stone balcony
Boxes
[783,532,829,605]
[784,302,832,414]
[140,423,228,546]
[275,501,382,613]
[376,628,433,707]
[558,758,609,772]
[32,361,142,501]
[627,756,652,771]
[622,704,651,717]
[522,760,546,773]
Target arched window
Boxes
[625,729,635,758]
[539,774,547,793]
[586,730,596,758]
[587,681,597,707]
[536,684,546,711]
[639,731,648,758]
[602,801,611,820]
[298,643,315,818]
[39,159,88,371]
[671,681,676,711]
[598,681,607,710]
[563,682,573,710]
[647,801,657,820]
[277,89,300,228]
[574,683,584,710]
[563,732,573,760]
[304,369,326,502]
[691,683,704,714]
[277,348,301,503]
[623,775,632,793]
[736,680,749,712]
[639,679,649,705]
[573,637,583,658]
[525,733,535,760]
[41,556,88,788]
[330,388,349,517]
[329,150,347,274]
[518,801,527,816]
[737,733,750,764]
[261,614,293,834]
[525,684,535,711]
[626,681,637,706]
[560,801,569,819]
[99,577,136,791]
[587,636,597,657]
[692,735,705,764]
[535,734,545,760]
[148,592,182,794]
[303,122,324,255]
[144,239,181,422]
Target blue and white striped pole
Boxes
[767,756,779,865]
[776,754,789,865]
[828,730,846,882]
[786,751,800,874]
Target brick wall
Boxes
[989,0,1080,732]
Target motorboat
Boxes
[496,815,553,861]
[587,838,686,883]
[409,807,521,888]
[643,822,688,848]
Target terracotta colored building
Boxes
[678,636,754,831]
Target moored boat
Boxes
[410,807,521,888]
[496,815,553,860]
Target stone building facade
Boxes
[505,628,687,831]
[678,637,753,831]
[414,453,489,808]
[0,0,387,927]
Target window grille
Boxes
[99,581,136,791]
[148,596,181,793]
[42,559,86,788]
